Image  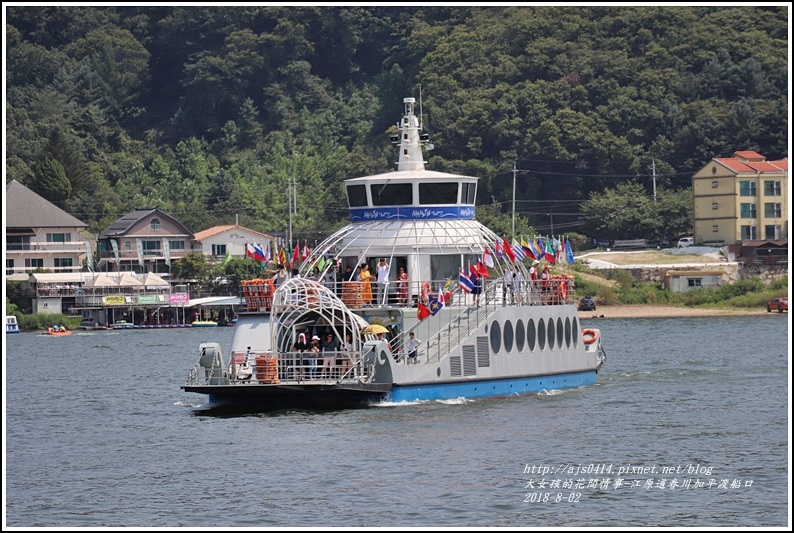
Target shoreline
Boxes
[578,304,772,319]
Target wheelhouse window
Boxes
[346,184,368,207]
[372,183,412,206]
[462,182,476,204]
[739,181,756,197]
[419,182,458,205]
[150,218,161,231]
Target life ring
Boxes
[582,328,598,345]
[559,280,568,300]
[420,282,431,302]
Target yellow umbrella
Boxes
[361,324,389,335]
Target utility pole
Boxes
[512,161,517,236]
[652,158,657,203]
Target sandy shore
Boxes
[578,305,771,319]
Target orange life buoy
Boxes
[420,282,430,302]
[559,280,568,300]
[582,328,598,345]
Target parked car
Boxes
[578,295,597,311]
[677,237,694,248]
[767,297,788,313]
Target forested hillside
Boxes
[5,6,788,242]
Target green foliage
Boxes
[17,313,81,332]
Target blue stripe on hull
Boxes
[388,370,596,402]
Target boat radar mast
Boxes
[391,97,433,172]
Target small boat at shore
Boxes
[183,96,606,409]
[44,327,72,336]
[7,315,21,334]
[110,321,133,330]
[191,320,218,328]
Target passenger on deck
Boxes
[376,258,390,306]
[503,268,514,304]
[359,264,373,306]
[293,332,309,379]
[513,268,525,304]
[340,333,354,378]
[396,267,409,306]
[406,332,421,364]
[306,336,321,379]
[321,332,340,379]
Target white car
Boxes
[677,237,694,248]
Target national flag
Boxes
[521,238,536,260]
[262,241,271,264]
[512,239,526,261]
[459,269,475,293]
[503,237,516,262]
[301,241,310,260]
[317,255,327,272]
[221,250,232,266]
[291,243,300,266]
[476,259,489,278]
[437,290,445,308]
[443,278,452,292]
[494,240,504,260]
[427,294,443,315]
[278,247,287,267]
[565,238,576,264]
[417,302,432,321]
[245,243,256,259]
[482,248,495,268]
[544,237,556,264]
[469,263,479,281]
[253,242,267,262]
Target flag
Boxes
[512,239,526,261]
[521,238,536,260]
[301,241,310,260]
[221,250,232,266]
[245,243,255,259]
[317,255,327,272]
[253,242,266,262]
[476,259,489,278]
[544,237,556,264]
[136,238,144,267]
[291,243,300,266]
[483,248,494,268]
[443,278,452,292]
[459,269,475,293]
[427,294,443,315]
[417,302,432,321]
[469,263,479,281]
[494,240,504,260]
[565,238,576,264]
[263,241,271,264]
[278,246,287,267]
[503,237,516,262]
[437,290,445,308]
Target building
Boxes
[192,225,276,264]
[96,208,193,275]
[691,151,788,245]
[5,180,89,276]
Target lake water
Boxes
[4,315,789,527]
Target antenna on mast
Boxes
[419,85,423,130]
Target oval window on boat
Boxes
[537,318,546,351]
[557,317,564,349]
[547,318,555,350]
[572,317,579,347]
[527,318,536,351]
[503,320,514,353]
[489,320,502,353]
[564,317,572,348]
[515,319,525,352]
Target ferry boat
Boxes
[6,315,21,334]
[182,97,606,409]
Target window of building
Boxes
[5,236,30,251]
[687,278,702,288]
[25,258,44,269]
[150,218,161,231]
[372,183,412,206]
[143,240,161,255]
[54,258,74,272]
[6,258,15,276]
[739,181,756,197]
[211,244,227,257]
[764,225,781,240]
[740,203,756,219]
[763,180,781,196]
[125,240,131,250]
[712,202,719,210]
[169,240,185,250]
[46,233,70,243]
[740,225,757,240]
[713,225,719,232]
[764,203,782,218]
[712,180,718,188]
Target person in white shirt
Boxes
[513,269,525,304]
[406,331,421,364]
[503,268,514,305]
[376,258,390,306]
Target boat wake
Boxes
[373,397,473,407]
